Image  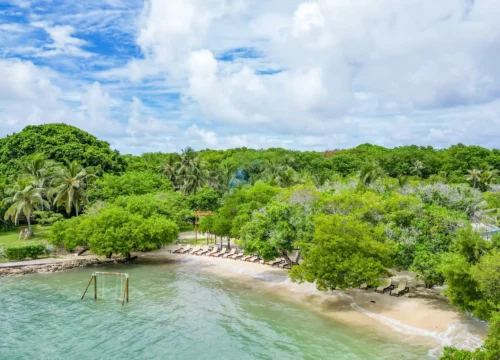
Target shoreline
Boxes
[0,256,127,277]
[143,249,487,356]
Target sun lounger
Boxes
[205,247,219,256]
[188,246,201,254]
[171,246,184,253]
[210,247,226,257]
[240,255,253,261]
[375,279,394,294]
[228,252,243,259]
[180,246,193,254]
[390,280,410,297]
[246,256,260,262]
[267,258,285,267]
[223,248,237,258]
[197,248,210,256]
[213,247,228,257]
[193,247,208,255]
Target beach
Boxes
[144,248,487,356]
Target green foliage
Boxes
[239,201,313,264]
[33,211,64,225]
[186,188,220,211]
[94,171,172,199]
[0,124,124,174]
[290,214,392,290]
[112,192,192,230]
[50,205,179,258]
[4,244,46,261]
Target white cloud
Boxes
[2,0,500,153]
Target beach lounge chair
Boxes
[213,247,228,257]
[171,246,184,253]
[223,248,237,258]
[197,247,211,256]
[246,256,260,262]
[188,246,201,254]
[375,279,394,294]
[193,247,208,255]
[205,247,219,256]
[180,246,193,254]
[210,247,225,257]
[228,251,242,259]
[240,255,253,261]
[267,258,285,267]
[390,280,410,297]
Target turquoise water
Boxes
[0,260,432,359]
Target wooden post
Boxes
[81,275,94,300]
[126,277,129,303]
[94,274,97,300]
[121,277,127,306]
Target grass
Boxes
[0,225,51,263]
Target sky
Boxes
[0,0,499,155]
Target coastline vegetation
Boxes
[2,123,500,356]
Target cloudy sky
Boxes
[0,0,499,154]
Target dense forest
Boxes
[2,123,500,358]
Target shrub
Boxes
[5,244,46,261]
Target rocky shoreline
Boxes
[0,258,126,277]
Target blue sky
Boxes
[1,0,500,154]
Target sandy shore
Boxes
[141,248,487,355]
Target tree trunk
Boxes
[77,248,90,256]
[227,236,230,249]
[27,211,34,236]
[76,207,79,217]
[106,252,113,259]
[294,249,300,264]
[281,251,294,267]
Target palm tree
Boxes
[260,158,297,187]
[3,178,49,235]
[466,169,483,189]
[177,153,210,195]
[359,162,385,185]
[411,160,424,177]
[160,154,180,185]
[481,168,499,188]
[49,161,95,216]
[209,164,235,195]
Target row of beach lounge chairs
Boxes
[170,245,293,268]
[359,279,410,297]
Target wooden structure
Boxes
[81,272,129,306]
[194,211,212,243]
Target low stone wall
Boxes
[0,258,126,277]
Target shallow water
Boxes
[0,261,434,359]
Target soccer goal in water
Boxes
[81,272,129,306]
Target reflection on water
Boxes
[0,261,432,359]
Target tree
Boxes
[177,149,210,195]
[239,201,313,266]
[290,214,392,290]
[2,179,49,235]
[412,160,425,177]
[94,171,172,199]
[160,154,180,184]
[466,169,483,189]
[359,162,385,185]
[50,160,95,216]
[50,206,178,259]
